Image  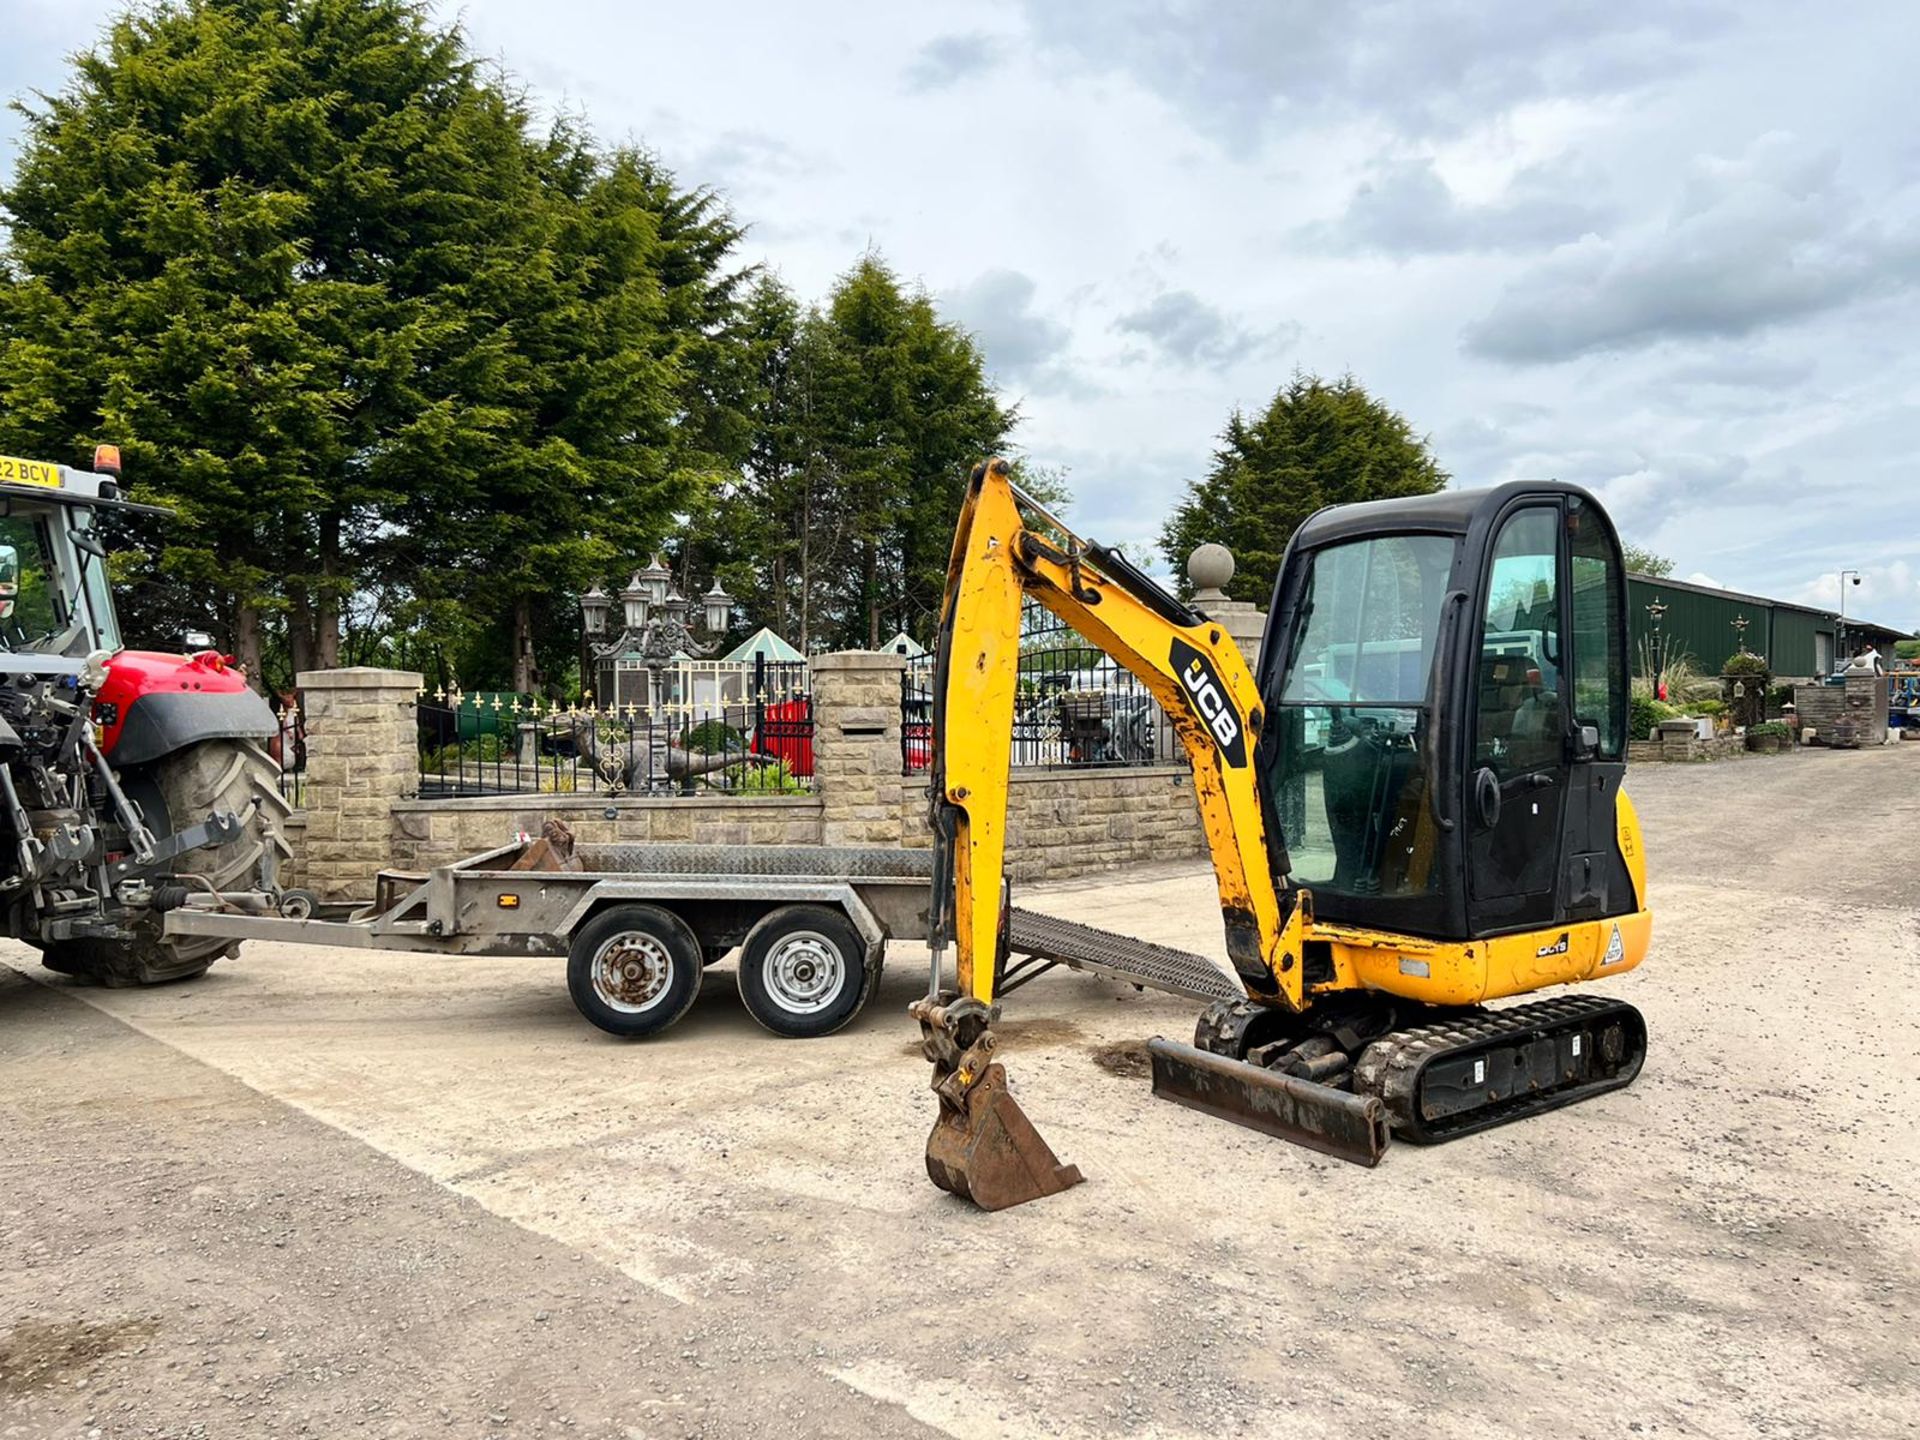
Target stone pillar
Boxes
[1187,543,1267,669]
[810,650,906,849]
[298,667,422,902]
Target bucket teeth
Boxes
[923,1063,1084,1211]
[1147,1037,1390,1167]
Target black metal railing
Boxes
[901,609,1178,774]
[271,697,305,804]
[416,692,815,799]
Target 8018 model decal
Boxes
[1169,637,1248,768]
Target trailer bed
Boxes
[165,840,1245,1034]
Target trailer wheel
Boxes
[567,905,703,1038]
[736,906,871,1039]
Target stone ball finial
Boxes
[1187,543,1235,598]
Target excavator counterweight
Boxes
[914,459,1652,1209]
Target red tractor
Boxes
[0,447,288,984]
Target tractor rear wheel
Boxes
[42,738,293,987]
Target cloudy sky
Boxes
[5,1,1917,630]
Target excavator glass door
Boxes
[1464,495,1632,934]
[1467,505,1566,927]
[1264,532,1456,912]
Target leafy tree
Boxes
[383,139,733,695]
[0,0,501,681]
[0,0,723,696]
[693,273,833,650]
[1621,544,1674,578]
[808,256,1013,648]
[1159,372,1448,603]
[701,258,1015,652]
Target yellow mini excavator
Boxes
[909,459,1652,1209]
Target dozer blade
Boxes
[924,1063,1085,1211]
[1147,1037,1390,1167]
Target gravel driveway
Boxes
[4,744,1914,1439]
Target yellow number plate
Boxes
[0,455,62,487]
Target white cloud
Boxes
[1114,291,1297,371]
[1466,134,1920,362]
[1298,157,1610,256]
[941,269,1095,397]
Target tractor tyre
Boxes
[43,738,293,987]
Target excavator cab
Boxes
[1257,483,1635,945]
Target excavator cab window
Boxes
[1567,496,1626,758]
[1265,532,1456,901]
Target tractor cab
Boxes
[1256,480,1635,943]
[0,448,134,663]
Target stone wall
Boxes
[811,651,906,848]
[984,767,1206,881]
[280,811,308,891]
[297,667,422,902]
[1794,677,1889,746]
[1650,732,1748,763]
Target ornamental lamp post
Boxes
[701,579,735,636]
[579,585,611,637]
[619,573,649,631]
[1645,598,1668,698]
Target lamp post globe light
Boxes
[702,580,735,635]
[580,585,611,637]
[619,572,649,631]
[637,552,672,606]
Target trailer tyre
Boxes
[736,906,870,1039]
[568,905,704,1038]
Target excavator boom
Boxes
[924,460,1298,1012]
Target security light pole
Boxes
[1839,569,1862,667]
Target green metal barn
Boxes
[1626,573,1841,680]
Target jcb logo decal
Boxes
[1170,638,1247,768]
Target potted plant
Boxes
[1746,720,1790,754]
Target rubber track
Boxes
[1353,993,1646,1144]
